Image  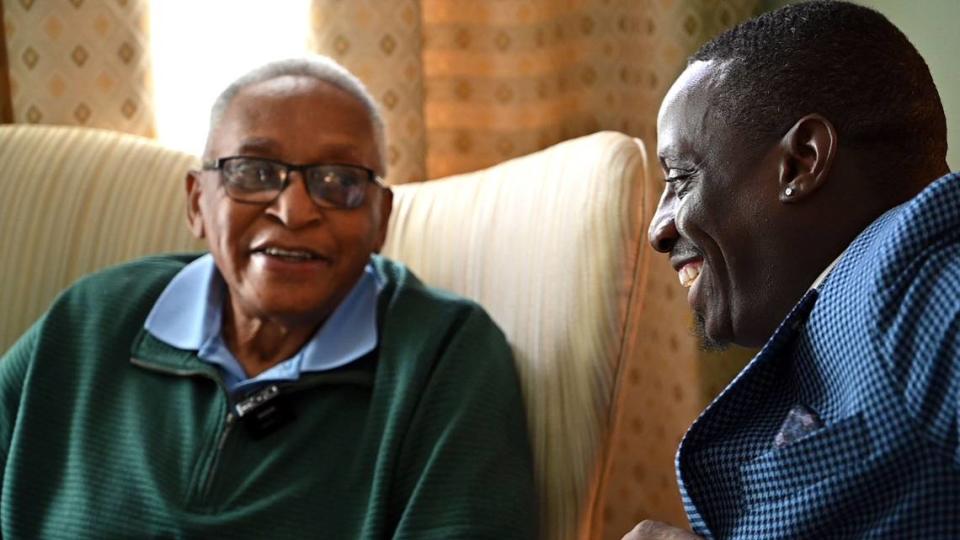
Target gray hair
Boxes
[207,55,387,174]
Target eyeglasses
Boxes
[201,156,384,209]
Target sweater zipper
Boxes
[129,359,371,504]
[199,377,366,501]
[129,357,235,504]
[201,412,236,500]
[196,380,361,503]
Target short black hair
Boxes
[691,0,947,177]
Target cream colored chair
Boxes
[0,124,701,539]
[381,134,651,539]
[0,124,204,351]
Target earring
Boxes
[784,187,795,197]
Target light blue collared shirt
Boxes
[145,254,382,394]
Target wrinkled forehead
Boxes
[206,75,379,166]
[220,76,371,132]
[657,61,727,155]
[658,61,722,129]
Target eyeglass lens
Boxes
[221,158,370,209]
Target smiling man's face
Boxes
[187,75,391,326]
[648,60,788,348]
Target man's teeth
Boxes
[262,247,316,260]
[678,262,702,288]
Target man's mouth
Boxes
[678,260,703,289]
[252,246,327,262]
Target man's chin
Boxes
[693,312,730,352]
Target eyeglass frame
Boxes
[200,155,386,209]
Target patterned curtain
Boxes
[310,0,759,537]
[308,0,428,185]
[0,0,154,136]
[310,0,758,186]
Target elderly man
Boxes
[627,1,958,539]
[0,56,536,538]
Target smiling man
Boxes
[626,1,959,539]
[0,56,536,538]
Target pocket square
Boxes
[773,404,824,449]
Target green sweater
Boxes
[0,254,536,539]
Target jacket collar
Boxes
[677,289,820,533]
[679,289,820,455]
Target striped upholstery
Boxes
[0,126,660,539]
[381,132,652,540]
[0,125,202,351]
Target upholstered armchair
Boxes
[0,125,705,539]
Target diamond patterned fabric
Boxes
[1,0,154,136]
[309,0,758,188]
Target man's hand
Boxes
[621,520,703,540]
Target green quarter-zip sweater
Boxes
[0,254,536,539]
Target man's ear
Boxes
[185,170,206,239]
[777,114,837,203]
[372,187,393,253]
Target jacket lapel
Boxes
[677,289,820,534]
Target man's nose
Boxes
[648,191,678,253]
[267,172,322,228]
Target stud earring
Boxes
[784,187,795,197]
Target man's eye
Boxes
[338,175,360,187]
[315,170,361,188]
[252,167,272,182]
[667,171,695,199]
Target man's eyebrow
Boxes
[659,149,697,169]
[235,138,279,155]
[235,140,364,162]
[318,142,364,157]
[659,151,680,169]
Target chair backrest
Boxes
[381,131,652,539]
[0,124,203,350]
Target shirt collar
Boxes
[145,254,382,392]
[808,251,843,292]
[808,199,917,292]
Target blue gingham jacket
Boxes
[678,172,960,538]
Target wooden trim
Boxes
[0,0,13,123]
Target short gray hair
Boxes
[206,55,387,174]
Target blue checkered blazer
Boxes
[677,172,960,538]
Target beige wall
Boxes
[766,0,960,170]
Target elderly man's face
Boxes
[648,61,786,348]
[187,76,390,325]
